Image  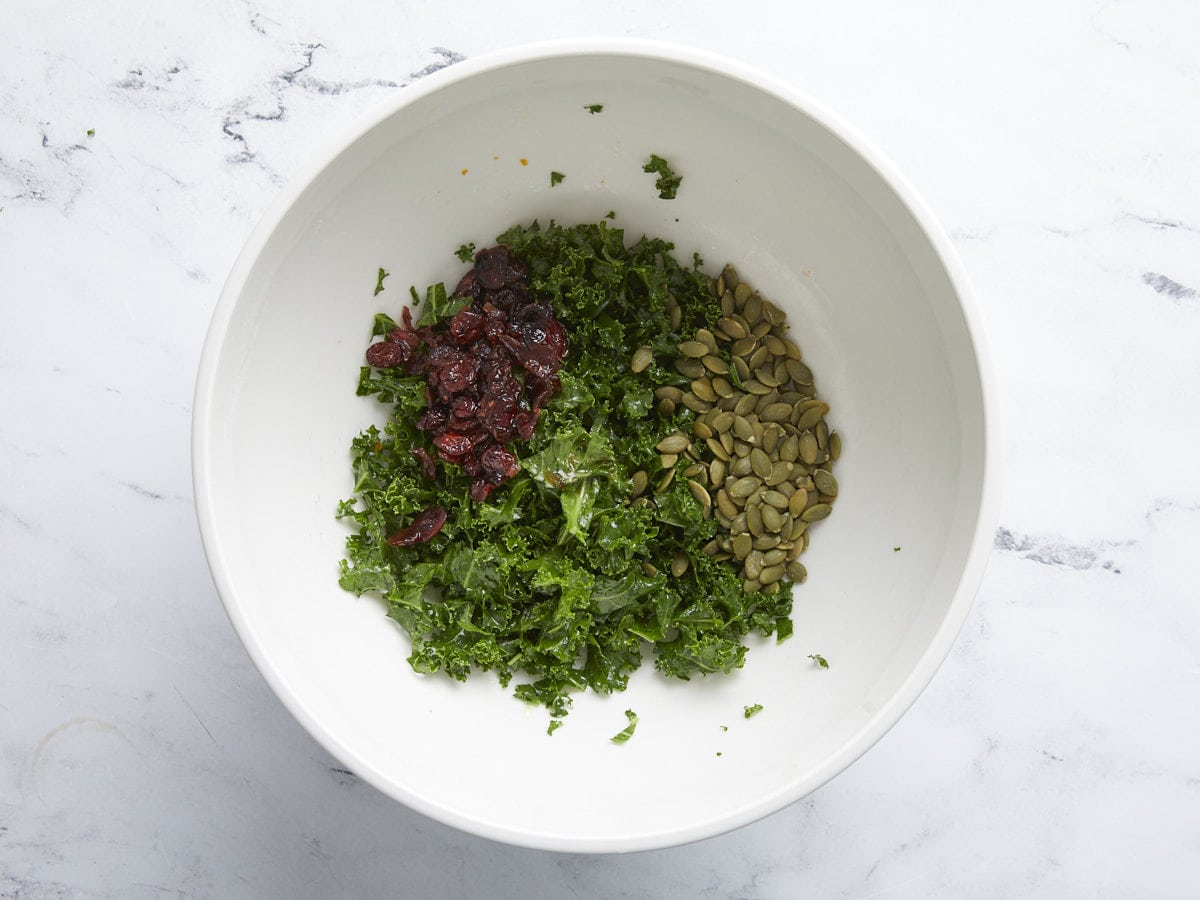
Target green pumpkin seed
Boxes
[689,378,716,402]
[761,505,783,533]
[762,423,782,454]
[788,488,807,517]
[742,379,771,396]
[716,488,738,519]
[710,458,727,484]
[657,468,676,492]
[766,461,792,486]
[813,469,838,497]
[682,392,712,413]
[732,532,753,559]
[731,393,755,416]
[728,355,747,383]
[641,561,658,577]
[730,455,754,477]
[746,503,764,536]
[729,476,761,499]
[734,282,752,306]
[693,419,714,440]
[743,294,762,324]
[801,502,832,522]
[829,431,842,461]
[762,334,787,357]
[656,433,690,454]
[742,578,761,594]
[631,346,654,373]
[728,336,755,358]
[721,263,739,290]
[785,561,807,582]
[660,452,678,468]
[749,448,771,479]
[687,479,711,507]
[717,317,747,340]
[654,385,683,402]
[670,553,690,577]
[675,357,705,378]
[657,398,675,416]
[710,410,734,434]
[669,305,682,330]
[762,490,790,509]
[744,550,764,580]
[759,564,785,585]
[799,431,819,465]
[631,470,648,497]
[760,299,784,325]
[796,406,825,430]
[706,436,730,461]
[702,354,730,375]
[786,358,814,385]
[752,533,780,550]
[760,402,792,422]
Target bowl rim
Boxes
[192,36,1001,853]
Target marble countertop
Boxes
[4,1,1198,896]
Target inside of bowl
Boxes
[197,46,990,851]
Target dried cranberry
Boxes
[438,357,478,393]
[512,409,538,442]
[469,480,498,503]
[411,447,437,482]
[480,445,520,480]
[387,505,447,546]
[366,244,563,505]
[452,270,475,298]
[448,308,484,345]
[433,431,479,459]
[366,340,406,368]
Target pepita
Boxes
[656,433,690,454]
[800,502,832,522]
[631,346,654,373]
[813,469,838,497]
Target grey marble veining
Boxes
[3,1,1199,897]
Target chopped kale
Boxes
[642,154,682,199]
[339,221,796,723]
[610,709,639,743]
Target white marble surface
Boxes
[3,1,1199,896]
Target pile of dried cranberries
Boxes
[364,245,567,545]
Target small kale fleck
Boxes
[454,242,475,263]
[550,171,565,187]
[743,704,764,719]
[642,153,682,199]
[585,103,604,114]
[610,709,639,743]
[809,653,830,669]
[373,267,389,296]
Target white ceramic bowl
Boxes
[193,39,998,852]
